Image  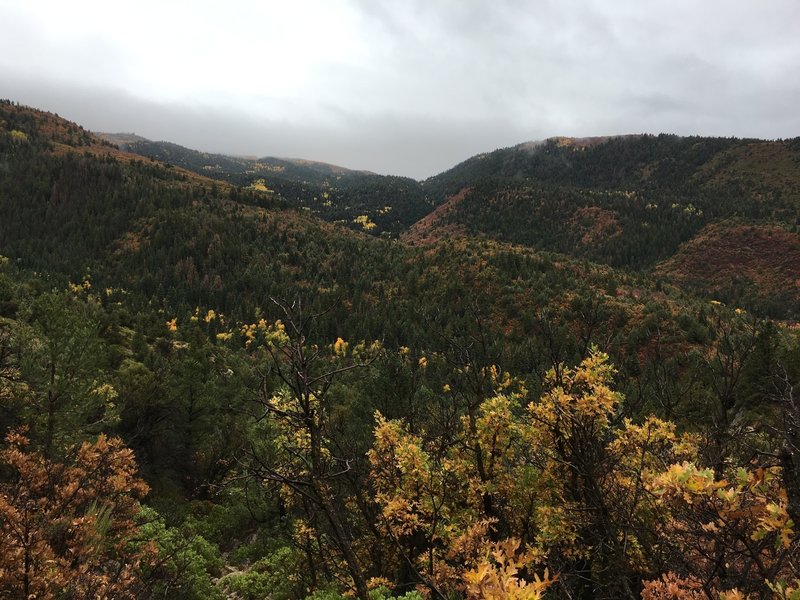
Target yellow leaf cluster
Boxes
[68,279,92,294]
[353,214,377,231]
[9,129,28,143]
[240,318,285,347]
[529,350,621,437]
[333,337,349,356]
[464,539,555,600]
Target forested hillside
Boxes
[100,135,433,237]
[113,131,800,319]
[1,101,799,599]
[411,135,800,318]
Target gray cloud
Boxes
[1,0,799,178]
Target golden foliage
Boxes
[353,214,377,231]
[333,337,349,356]
[0,431,152,599]
[464,539,555,600]
[9,129,29,143]
[365,348,799,598]
[641,572,706,599]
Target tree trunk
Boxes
[318,492,369,600]
[780,443,800,525]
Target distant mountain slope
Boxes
[403,187,469,245]
[657,222,800,318]
[0,100,279,273]
[104,136,433,236]
[411,134,800,317]
[97,132,150,145]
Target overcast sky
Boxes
[1,0,798,178]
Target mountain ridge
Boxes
[6,99,800,319]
